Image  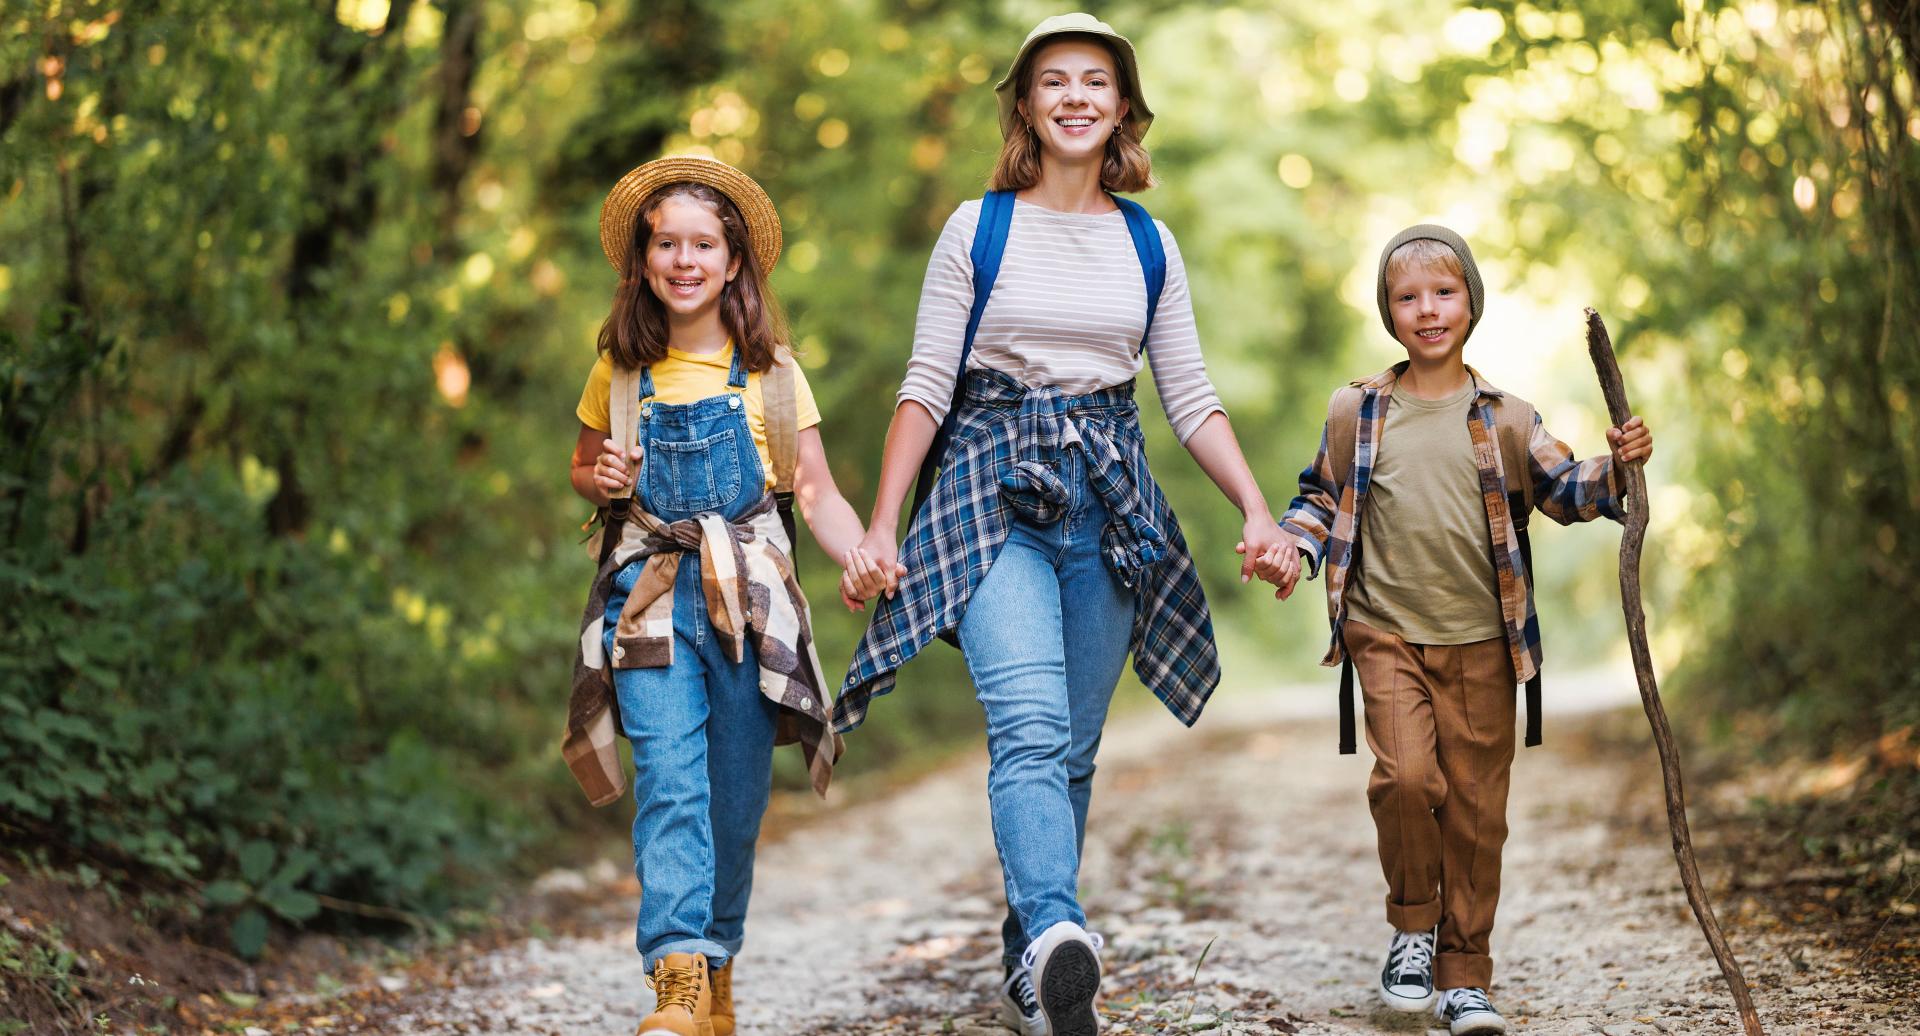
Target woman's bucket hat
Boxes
[994,12,1154,141]
[599,154,783,277]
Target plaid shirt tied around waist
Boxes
[567,494,842,804]
[834,368,1219,734]
[1279,363,1625,684]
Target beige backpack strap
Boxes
[1492,395,1537,522]
[1326,385,1364,487]
[763,347,799,494]
[607,364,641,507]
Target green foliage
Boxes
[1,0,1912,963]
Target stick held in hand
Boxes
[1586,307,1766,1036]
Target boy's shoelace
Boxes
[1387,929,1435,979]
[1445,987,1495,1014]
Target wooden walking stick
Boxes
[1584,308,1765,1036]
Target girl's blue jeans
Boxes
[606,557,778,970]
[958,449,1135,971]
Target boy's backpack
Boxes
[1323,383,1544,754]
[595,349,801,565]
[908,189,1167,522]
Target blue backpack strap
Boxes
[909,190,1016,522]
[1112,195,1165,356]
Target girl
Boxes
[564,155,891,1036]
[834,15,1296,1036]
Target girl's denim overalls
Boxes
[603,347,780,969]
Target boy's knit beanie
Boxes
[1376,224,1484,339]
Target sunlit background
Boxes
[2,0,1914,951]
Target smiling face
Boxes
[1017,37,1131,165]
[641,195,739,321]
[1385,245,1473,364]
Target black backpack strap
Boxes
[1339,648,1357,755]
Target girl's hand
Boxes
[1607,415,1653,466]
[594,439,642,494]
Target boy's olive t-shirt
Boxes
[1346,382,1506,645]
[576,343,822,490]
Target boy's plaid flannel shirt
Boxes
[834,368,1218,734]
[1279,363,1626,683]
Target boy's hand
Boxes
[594,439,642,494]
[1607,415,1653,466]
[1267,545,1304,601]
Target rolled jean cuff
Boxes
[1435,951,1493,991]
[643,937,729,971]
[1385,895,1442,933]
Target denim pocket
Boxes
[646,428,743,515]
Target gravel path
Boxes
[391,670,1910,1035]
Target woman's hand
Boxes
[1235,515,1296,591]
[855,526,905,599]
[839,542,907,612]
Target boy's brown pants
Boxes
[1345,618,1516,991]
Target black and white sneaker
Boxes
[997,965,1048,1036]
[1435,987,1508,1035]
[1377,927,1437,1011]
[1024,921,1103,1036]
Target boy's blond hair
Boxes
[1383,238,1465,287]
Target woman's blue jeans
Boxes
[958,449,1135,971]
[607,557,779,970]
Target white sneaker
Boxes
[997,966,1048,1036]
[1024,921,1103,1036]
[1435,987,1508,1035]
[1377,927,1437,1011]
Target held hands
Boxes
[1606,415,1654,467]
[838,530,907,612]
[1235,514,1302,600]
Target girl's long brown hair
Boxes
[988,33,1156,194]
[597,182,786,373]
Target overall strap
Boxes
[637,362,656,403]
[726,342,749,390]
[909,189,1017,522]
[1112,195,1166,356]
[763,347,801,545]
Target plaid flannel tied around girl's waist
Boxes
[566,494,842,804]
[833,368,1219,734]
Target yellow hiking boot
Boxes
[708,959,734,1036]
[638,952,713,1036]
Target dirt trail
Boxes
[391,671,1909,1034]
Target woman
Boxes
[833,14,1296,1036]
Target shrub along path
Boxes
[389,675,1912,1035]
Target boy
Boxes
[1271,225,1652,1035]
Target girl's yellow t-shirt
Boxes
[575,343,822,490]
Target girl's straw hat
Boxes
[599,155,783,276]
[994,12,1154,141]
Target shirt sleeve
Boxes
[895,201,982,424]
[575,353,614,432]
[1144,224,1225,443]
[791,362,823,431]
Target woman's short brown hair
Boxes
[988,33,1155,194]
[596,182,787,374]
